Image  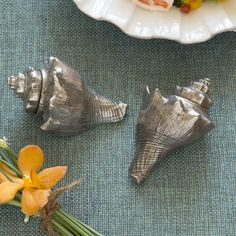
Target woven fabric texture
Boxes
[0,1,235,235]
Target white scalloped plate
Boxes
[73,0,236,44]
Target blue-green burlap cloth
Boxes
[0,1,235,235]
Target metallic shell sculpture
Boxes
[8,57,127,136]
[129,79,214,184]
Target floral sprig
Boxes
[0,138,103,236]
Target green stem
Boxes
[54,210,90,236]
[58,209,103,236]
[0,157,22,177]
[77,219,103,236]
[0,151,12,163]
[5,148,18,165]
[52,213,80,235]
[0,150,17,166]
[51,219,75,236]
[77,218,102,236]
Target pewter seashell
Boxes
[8,57,127,136]
[129,79,214,184]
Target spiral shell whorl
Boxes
[175,78,213,109]
[8,68,43,112]
[8,57,127,136]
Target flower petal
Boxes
[0,172,7,182]
[0,162,17,176]
[0,163,23,183]
[38,166,67,189]
[18,145,44,176]
[21,187,50,216]
[0,181,23,204]
[30,169,41,188]
[8,175,24,184]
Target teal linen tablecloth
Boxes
[0,1,235,235]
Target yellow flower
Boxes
[0,145,67,216]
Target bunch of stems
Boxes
[0,143,103,236]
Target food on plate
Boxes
[131,0,225,13]
[131,0,174,11]
[174,0,203,13]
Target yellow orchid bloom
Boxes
[0,145,67,216]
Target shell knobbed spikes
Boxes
[8,57,127,136]
[129,79,214,184]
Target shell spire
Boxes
[129,79,214,184]
[8,57,127,136]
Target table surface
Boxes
[0,1,235,236]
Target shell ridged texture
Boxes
[130,83,214,184]
[85,90,126,125]
[130,98,200,183]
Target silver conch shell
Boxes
[8,57,127,136]
[129,79,214,184]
